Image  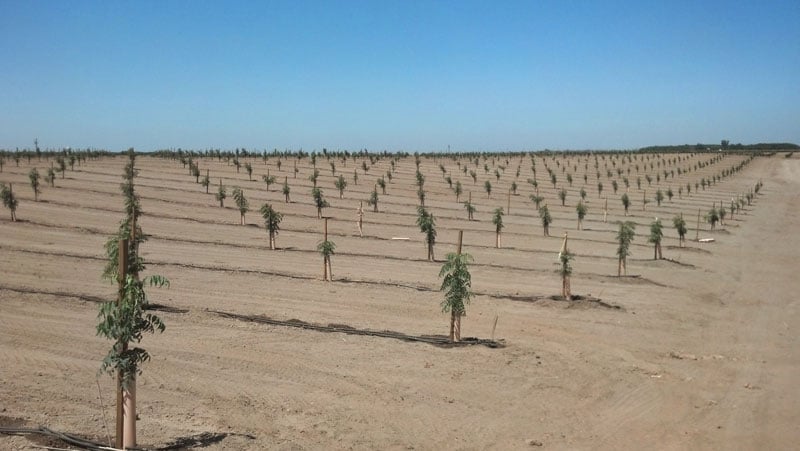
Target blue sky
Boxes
[1,1,798,152]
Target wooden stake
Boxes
[115,239,128,449]
[323,218,329,280]
[603,197,608,223]
[695,208,701,241]
[507,188,511,214]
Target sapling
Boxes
[368,185,379,212]
[260,203,282,249]
[530,194,543,209]
[312,187,329,218]
[649,218,663,260]
[463,195,476,220]
[318,233,335,281]
[673,214,687,247]
[282,177,291,202]
[575,201,587,230]
[1,183,18,221]
[706,207,719,230]
[621,193,630,216]
[45,167,56,187]
[416,206,437,261]
[539,204,552,237]
[616,221,636,276]
[262,170,276,191]
[454,180,463,202]
[215,180,227,207]
[558,188,567,206]
[97,149,166,449]
[335,174,347,198]
[491,207,504,248]
[28,168,41,201]
[232,187,248,224]
[558,233,573,299]
[201,171,210,193]
[439,250,473,342]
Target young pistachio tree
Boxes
[97,149,166,449]
[439,251,474,342]
[201,171,210,193]
[312,187,329,218]
[491,207,504,248]
[454,180,463,202]
[334,175,347,199]
[245,162,253,181]
[655,189,664,206]
[530,194,544,209]
[368,185,379,212]
[417,187,426,206]
[649,218,664,260]
[621,193,630,216]
[706,207,719,230]
[260,203,282,249]
[215,180,227,207]
[558,188,567,206]
[262,170,276,191]
[28,168,41,201]
[282,177,291,202]
[673,214,687,247]
[558,233,574,300]
[484,180,492,198]
[232,187,249,224]
[318,237,335,281]
[463,198,476,220]
[616,221,636,276]
[539,204,552,236]
[416,206,437,261]
[575,201,587,230]
[1,183,19,221]
[45,167,56,187]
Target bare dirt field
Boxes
[1,151,798,450]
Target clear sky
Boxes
[1,1,798,152]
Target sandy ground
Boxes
[0,151,798,450]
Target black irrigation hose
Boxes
[0,425,136,450]
[209,309,505,348]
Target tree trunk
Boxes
[449,310,455,342]
[454,313,462,341]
